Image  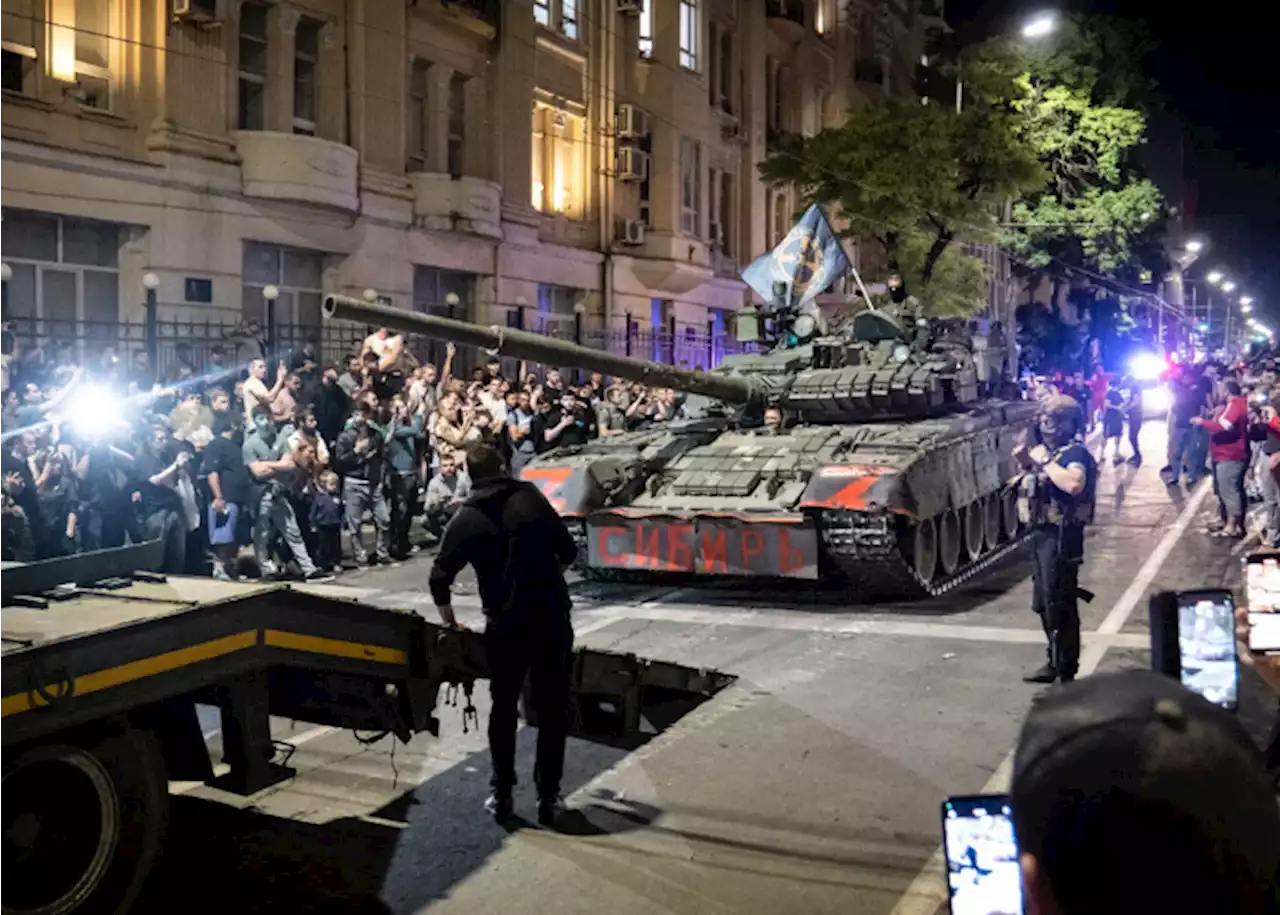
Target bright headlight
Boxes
[793,313,817,339]
[1145,383,1174,413]
[1128,351,1166,382]
[64,384,126,439]
[892,343,911,363]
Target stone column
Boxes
[265,5,300,133]
[495,0,536,219]
[316,20,346,143]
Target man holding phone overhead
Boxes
[1014,395,1097,685]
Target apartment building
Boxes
[1,0,923,362]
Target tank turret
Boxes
[322,295,758,407]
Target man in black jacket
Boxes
[428,442,578,826]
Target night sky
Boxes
[946,0,1280,323]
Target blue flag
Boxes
[740,204,851,309]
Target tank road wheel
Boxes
[909,517,939,585]
[2,729,169,915]
[1001,486,1021,541]
[962,503,984,562]
[938,509,962,576]
[983,494,1002,550]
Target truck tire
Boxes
[2,727,169,915]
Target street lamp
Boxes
[1222,281,1237,293]
[142,272,160,371]
[1021,12,1057,39]
[1185,239,1204,254]
[0,263,11,283]
[1207,271,1224,285]
[262,284,279,354]
[362,287,378,303]
[1242,304,1253,315]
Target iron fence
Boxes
[4,312,759,384]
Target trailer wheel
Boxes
[3,728,168,915]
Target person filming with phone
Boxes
[1014,395,1097,685]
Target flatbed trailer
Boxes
[1,553,730,915]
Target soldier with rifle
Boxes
[1014,395,1098,685]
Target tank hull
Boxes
[519,400,1041,602]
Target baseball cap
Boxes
[1011,671,1280,914]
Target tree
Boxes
[759,97,1043,316]
[963,16,1168,292]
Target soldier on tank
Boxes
[1014,395,1098,685]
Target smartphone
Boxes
[941,795,1023,915]
[1244,553,1280,655]
[1150,589,1238,709]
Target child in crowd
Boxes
[310,470,344,573]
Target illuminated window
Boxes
[72,0,111,109]
[238,3,267,130]
[533,0,550,27]
[638,1,652,58]
[560,0,578,40]
[293,19,320,135]
[532,102,585,219]
[679,0,698,71]
[680,137,701,236]
[815,0,833,36]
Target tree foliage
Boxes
[963,16,1168,285]
[759,98,1042,316]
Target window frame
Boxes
[71,0,113,111]
[237,2,268,131]
[534,0,579,43]
[292,18,321,136]
[679,137,702,237]
[679,0,699,72]
[447,72,467,177]
[406,58,429,173]
[638,1,653,58]
[241,241,325,328]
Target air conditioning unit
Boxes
[173,0,219,22]
[615,103,651,139]
[616,218,646,246]
[617,0,645,13]
[615,146,649,181]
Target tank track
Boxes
[819,511,1030,601]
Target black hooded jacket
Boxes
[428,477,576,628]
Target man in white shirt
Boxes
[242,358,287,423]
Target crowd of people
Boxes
[0,328,683,577]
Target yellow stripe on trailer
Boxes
[263,630,408,665]
[2,630,410,718]
[1,630,258,718]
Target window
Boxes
[2,0,39,95]
[531,101,585,219]
[241,242,324,332]
[72,0,111,109]
[414,266,475,370]
[535,0,578,41]
[638,132,653,226]
[293,19,320,135]
[717,28,733,113]
[680,137,701,236]
[707,23,718,107]
[407,59,429,172]
[536,285,579,336]
[0,209,121,347]
[638,1,652,58]
[238,3,267,130]
[766,57,780,131]
[679,0,699,71]
[718,171,733,256]
[815,0,833,36]
[447,73,466,177]
[772,192,789,246]
[817,88,832,130]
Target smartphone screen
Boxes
[1175,590,1238,709]
[1245,554,1280,654]
[942,795,1022,915]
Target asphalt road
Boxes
[136,423,1278,915]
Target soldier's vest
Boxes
[1017,444,1097,527]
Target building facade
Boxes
[1,0,923,367]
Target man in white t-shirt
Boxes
[362,327,404,373]
[242,358,287,423]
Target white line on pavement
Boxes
[888,476,1212,915]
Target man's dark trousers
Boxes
[484,616,573,802]
[1029,523,1081,679]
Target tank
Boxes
[323,294,1040,599]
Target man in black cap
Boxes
[428,441,578,827]
[1014,394,1097,684]
[1011,670,1280,915]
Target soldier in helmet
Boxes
[1014,394,1098,685]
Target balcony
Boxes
[410,173,502,239]
[766,0,806,41]
[234,131,359,212]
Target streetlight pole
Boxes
[142,272,160,375]
[262,284,279,359]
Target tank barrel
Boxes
[323,295,755,404]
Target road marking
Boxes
[888,476,1212,915]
